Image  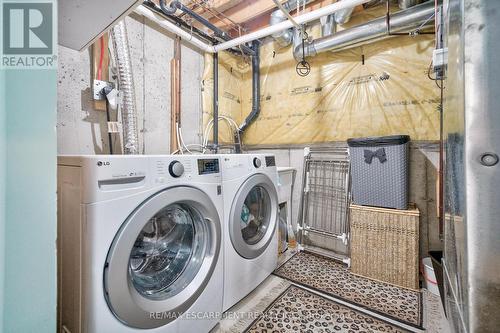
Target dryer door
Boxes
[229,174,278,259]
[104,186,221,329]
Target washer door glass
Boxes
[230,174,278,259]
[104,186,221,329]
[129,203,206,300]
[240,186,271,245]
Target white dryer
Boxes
[221,154,279,311]
[57,155,223,333]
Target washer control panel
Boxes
[198,158,220,175]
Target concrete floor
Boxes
[212,249,450,333]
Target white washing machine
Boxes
[57,155,223,333]
[221,154,279,311]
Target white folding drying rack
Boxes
[297,146,351,265]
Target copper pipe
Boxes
[170,36,182,152]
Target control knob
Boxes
[253,157,262,168]
[169,161,184,178]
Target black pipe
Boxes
[213,53,219,153]
[158,0,255,56]
[163,0,228,40]
[236,40,261,153]
[105,100,114,155]
[239,41,260,133]
[159,0,177,15]
[143,1,218,45]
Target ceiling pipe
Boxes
[269,10,295,47]
[159,0,255,55]
[135,5,216,52]
[321,14,336,37]
[136,0,373,54]
[213,0,373,53]
[398,0,421,9]
[293,0,435,60]
[270,0,313,47]
[142,1,218,44]
[334,2,355,24]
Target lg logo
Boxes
[97,161,110,167]
[2,3,53,55]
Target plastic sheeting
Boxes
[202,5,440,146]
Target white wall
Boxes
[57,14,204,155]
[0,64,5,333]
[3,68,57,333]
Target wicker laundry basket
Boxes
[350,204,420,290]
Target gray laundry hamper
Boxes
[347,135,410,209]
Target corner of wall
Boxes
[0,67,6,333]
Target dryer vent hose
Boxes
[111,20,139,155]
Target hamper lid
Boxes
[347,135,410,147]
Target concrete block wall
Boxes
[57,14,203,155]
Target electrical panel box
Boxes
[433,48,448,80]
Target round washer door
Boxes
[229,174,278,259]
[104,186,221,329]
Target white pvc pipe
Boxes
[213,0,372,52]
[136,0,372,54]
[135,5,216,53]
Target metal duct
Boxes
[270,0,313,47]
[334,5,355,24]
[294,0,435,60]
[110,21,139,154]
[270,10,295,47]
[321,14,336,37]
[398,0,421,10]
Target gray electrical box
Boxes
[58,0,141,51]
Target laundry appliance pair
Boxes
[57,153,278,333]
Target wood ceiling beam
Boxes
[213,0,360,34]
[241,0,338,33]
[208,0,286,29]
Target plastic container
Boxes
[422,257,440,296]
[287,223,297,249]
[347,135,410,209]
